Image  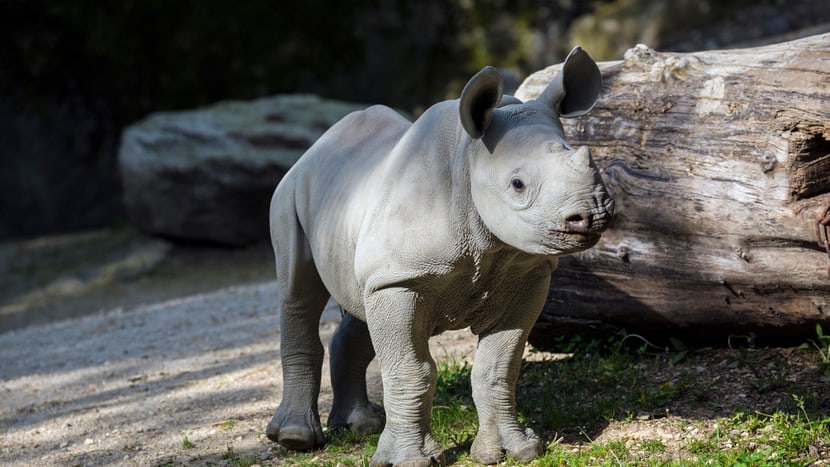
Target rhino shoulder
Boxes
[332,105,410,139]
[298,106,408,167]
[359,104,411,124]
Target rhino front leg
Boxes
[470,275,549,464]
[365,288,445,467]
[328,311,384,435]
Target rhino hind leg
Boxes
[266,286,329,449]
[328,311,384,435]
[265,291,329,450]
[266,207,329,450]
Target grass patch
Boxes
[515,331,665,437]
[432,355,478,452]
[684,403,830,466]
[800,324,830,376]
[221,445,260,467]
[180,435,196,449]
[639,438,667,453]
[275,429,378,466]
[215,419,237,431]
[270,332,830,465]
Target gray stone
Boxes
[0,228,171,331]
[118,95,367,245]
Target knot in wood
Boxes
[623,44,656,63]
[760,153,777,173]
[616,245,631,263]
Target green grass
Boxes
[270,332,830,465]
[800,324,830,376]
[221,445,261,467]
[274,429,378,466]
[180,435,196,449]
[681,400,829,466]
[432,356,478,451]
[216,419,238,431]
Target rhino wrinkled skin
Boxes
[266,47,614,465]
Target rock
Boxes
[0,228,171,331]
[118,95,367,245]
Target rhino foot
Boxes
[507,437,544,462]
[470,426,543,464]
[371,459,434,467]
[328,401,385,435]
[369,430,445,467]
[265,405,323,451]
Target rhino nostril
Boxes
[565,213,590,232]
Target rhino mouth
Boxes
[547,230,602,251]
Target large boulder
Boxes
[118,95,367,245]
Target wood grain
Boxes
[518,34,830,347]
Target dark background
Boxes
[2,0,828,241]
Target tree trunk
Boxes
[518,33,830,348]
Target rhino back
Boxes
[351,101,481,294]
[274,100,493,320]
[290,104,411,201]
[271,106,409,309]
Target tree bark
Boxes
[518,33,830,348]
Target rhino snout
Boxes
[542,197,612,253]
[555,196,614,236]
[564,212,591,233]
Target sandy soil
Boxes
[0,279,482,466]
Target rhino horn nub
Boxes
[567,146,593,173]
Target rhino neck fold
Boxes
[449,132,503,258]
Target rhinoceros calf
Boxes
[266,47,614,465]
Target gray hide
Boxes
[266,47,614,466]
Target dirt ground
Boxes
[1,230,828,466]
[0,231,483,466]
[0,279,476,466]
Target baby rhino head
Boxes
[460,47,614,256]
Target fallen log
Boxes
[517,33,830,348]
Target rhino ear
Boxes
[539,46,601,118]
[459,65,503,139]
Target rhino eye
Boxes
[511,178,525,191]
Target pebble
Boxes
[59,441,70,448]
[84,438,94,445]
